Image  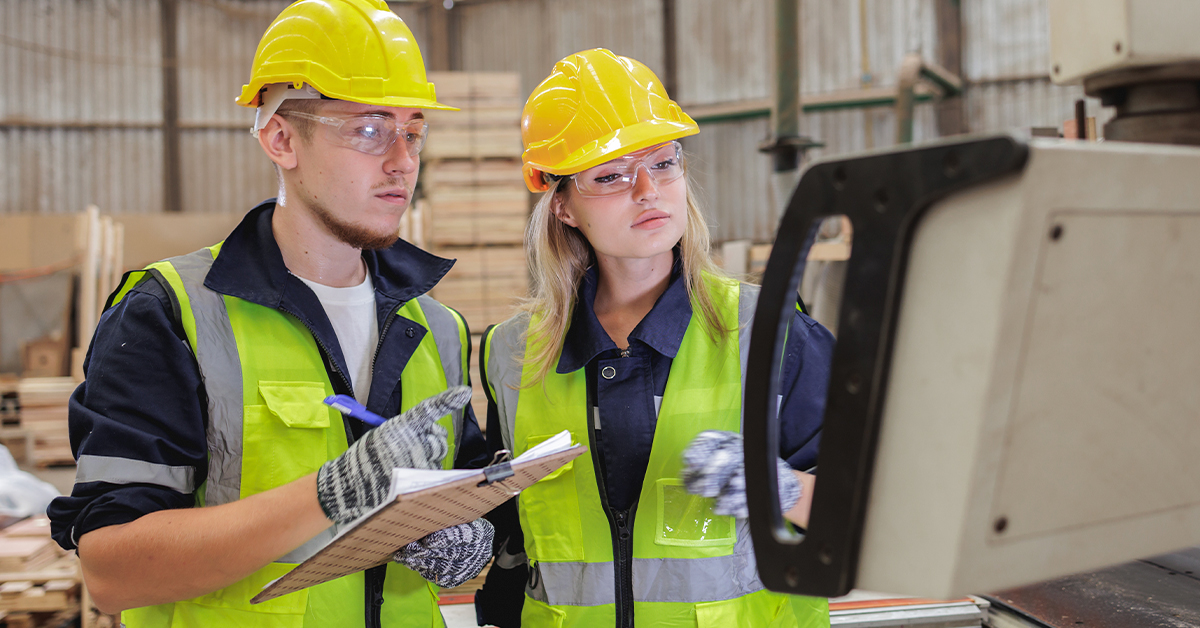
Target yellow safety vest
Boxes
[109,244,469,628]
[483,274,828,628]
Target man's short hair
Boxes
[274,98,324,143]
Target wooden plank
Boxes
[77,206,102,359]
[424,128,523,159]
[423,159,524,189]
[428,215,527,247]
[2,517,52,539]
[0,555,77,584]
[437,246,527,280]
[96,217,115,325]
[15,378,75,407]
[430,276,529,303]
[0,539,57,572]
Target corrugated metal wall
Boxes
[1,0,1110,235]
[0,0,163,214]
[962,0,1106,132]
[457,0,663,98]
[176,0,284,214]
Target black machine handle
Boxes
[744,135,1029,597]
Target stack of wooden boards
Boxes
[0,515,116,628]
[422,72,532,415]
[13,378,75,467]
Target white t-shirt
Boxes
[296,270,379,403]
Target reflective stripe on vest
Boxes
[93,245,467,628]
[483,276,828,627]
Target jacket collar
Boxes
[557,254,692,374]
[204,200,454,309]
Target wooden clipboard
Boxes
[252,444,585,604]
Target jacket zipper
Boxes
[280,304,392,628]
[587,357,637,628]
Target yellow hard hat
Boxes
[236,0,456,111]
[521,48,699,193]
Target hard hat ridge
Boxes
[237,0,457,112]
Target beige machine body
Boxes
[854,138,1200,597]
[1049,0,1200,84]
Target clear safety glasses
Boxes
[567,141,686,197]
[279,111,429,157]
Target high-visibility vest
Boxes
[102,244,469,628]
[483,274,829,628]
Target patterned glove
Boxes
[680,430,802,519]
[394,518,495,588]
[317,386,471,524]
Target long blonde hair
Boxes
[518,170,733,386]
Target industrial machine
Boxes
[744,1,1200,624]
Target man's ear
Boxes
[551,192,579,228]
[257,115,299,171]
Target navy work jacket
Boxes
[475,259,835,626]
[48,201,488,550]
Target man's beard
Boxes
[306,196,404,251]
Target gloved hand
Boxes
[317,386,471,524]
[394,518,495,588]
[680,430,802,519]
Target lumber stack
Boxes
[422,73,532,420]
[422,72,529,250]
[15,378,76,467]
[0,516,117,628]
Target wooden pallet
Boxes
[425,187,529,247]
[0,579,79,613]
[422,159,524,189]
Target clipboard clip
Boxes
[479,450,513,487]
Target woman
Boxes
[477,49,834,628]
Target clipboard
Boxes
[252,443,585,604]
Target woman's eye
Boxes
[652,158,677,170]
[593,173,622,184]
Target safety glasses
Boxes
[278,111,429,157]
[567,141,686,198]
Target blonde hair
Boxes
[518,170,733,386]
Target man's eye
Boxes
[353,122,384,139]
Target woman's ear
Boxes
[257,115,299,171]
[551,192,580,228]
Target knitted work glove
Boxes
[680,430,802,519]
[317,386,471,524]
[394,518,495,588]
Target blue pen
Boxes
[324,394,387,427]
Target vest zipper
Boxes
[369,307,401,373]
[585,389,637,628]
[279,305,356,397]
[279,304,387,628]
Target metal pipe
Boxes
[775,0,800,144]
[758,0,816,171]
[161,0,182,212]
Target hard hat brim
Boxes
[524,118,699,179]
[237,82,460,112]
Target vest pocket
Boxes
[654,479,736,548]
[521,595,566,628]
[695,590,792,627]
[519,434,585,561]
[242,381,332,497]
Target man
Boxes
[47,1,492,626]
